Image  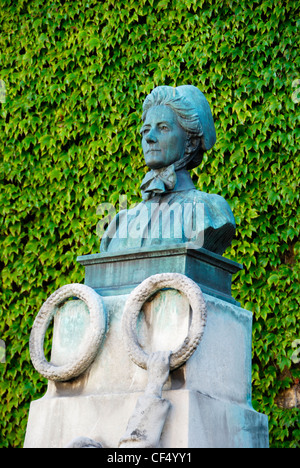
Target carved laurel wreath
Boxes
[29,283,106,382]
[122,273,207,371]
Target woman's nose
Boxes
[145,129,157,143]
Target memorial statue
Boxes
[25,85,269,450]
[101,85,235,255]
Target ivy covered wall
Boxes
[0,0,299,448]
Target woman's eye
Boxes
[141,128,150,135]
[160,125,169,131]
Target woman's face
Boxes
[141,105,187,170]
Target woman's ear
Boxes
[186,136,201,155]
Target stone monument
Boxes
[24,85,269,448]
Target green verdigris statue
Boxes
[101,85,235,255]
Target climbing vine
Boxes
[0,0,299,447]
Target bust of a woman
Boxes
[100,85,235,255]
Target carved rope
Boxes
[122,273,207,371]
[29,283,106,382]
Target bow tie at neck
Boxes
[140,151,196,201]
[140,164,177,201]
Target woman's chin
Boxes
[144,156,165,170]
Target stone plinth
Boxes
[24,263,268,448]
[24,390,268,449]
[77,245,243,306]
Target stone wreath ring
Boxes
[122,273,207,371]
[29,284,107,382]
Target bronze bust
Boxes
[100,85,235,255]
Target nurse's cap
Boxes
[176,85,216,169]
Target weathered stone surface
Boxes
[24,390,268,449]
[29,283,107,382]
[42,292,253,400]
[276,384,300,409]
[122,273,207,371]
[24,290,268,448]
[77,245,243,306]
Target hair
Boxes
[142,86,204,169]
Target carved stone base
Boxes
[24,290,268,448]
[24,390,268,448]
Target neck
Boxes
[171,168,195,192]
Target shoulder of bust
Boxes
[188,190,236,225]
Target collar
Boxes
[140,167,195,201]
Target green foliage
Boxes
[0,0,299,448]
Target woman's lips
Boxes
[146,148,161,154]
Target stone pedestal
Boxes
[76,244,242,306]
[24,247,268,448]
[24,390,268,449]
